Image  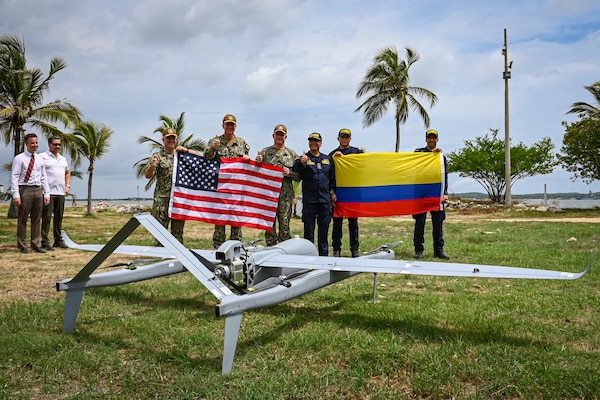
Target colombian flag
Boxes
[333,152,444,218]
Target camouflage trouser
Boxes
[265,191,294,246]
[213,225,242,249]
[152,197,185,244]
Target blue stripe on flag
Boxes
[336,183,442,203]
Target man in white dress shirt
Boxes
[40,136,71,250]
[10,133,50,253]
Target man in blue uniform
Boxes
[329,128,364,257]
[412,129,450,260]
[293,132,336,256]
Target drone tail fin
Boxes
[222,313,243,374]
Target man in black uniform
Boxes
[329,128,364,257]
[412,129,450,260]
[293,132,336,256]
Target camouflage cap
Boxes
[274,124,287,134]
[223,114,237,124]
[162,127,177,137]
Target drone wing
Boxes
[61,230,218,261]
[255,254,593,280]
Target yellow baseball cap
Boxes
[426,129,438,138]
[308,132,322,141]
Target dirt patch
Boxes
[0,244,149,304]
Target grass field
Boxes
[0,204,598,399]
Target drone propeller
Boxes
[100,258,165,270]
[190,249,247,295]
[364,240,403,255]
[383,240,403,249]
[242,239,264,247]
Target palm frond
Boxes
[0,35,81,155]
[567,81,600,118]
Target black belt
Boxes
[19,185,41,188]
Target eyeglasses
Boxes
[51,143,61,146]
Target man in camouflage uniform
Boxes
[204,114,251,248]
[256,124,300,246]
[146,127,198,245]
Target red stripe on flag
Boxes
[173,191,278,214]
[335,198,442,218]
[170,200,276,228]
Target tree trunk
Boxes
[8,126,25,218]
[13,125,23,159]
[86,165,93,214]
[395,118,401,152]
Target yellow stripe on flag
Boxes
[334,152,442,188]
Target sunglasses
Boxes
[51,143,62,146]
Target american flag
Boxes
[169,153,284,231]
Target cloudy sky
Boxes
[2,0,600,199]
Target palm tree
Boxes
[567,81,600,119]
[355,46,438,152]
[0,35,81,155]
[1,35,81,217]
[69,121,113,214]
[133,112,206,191]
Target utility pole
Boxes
[502,28,512,206]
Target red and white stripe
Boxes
[170,157,284,231]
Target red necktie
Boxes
[24,154,35,183]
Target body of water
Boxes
[521,198,600,209]
[69,199,153,207]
